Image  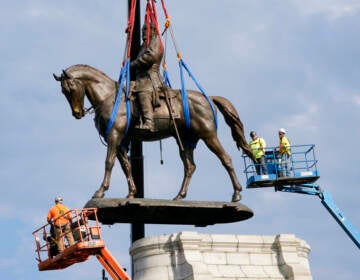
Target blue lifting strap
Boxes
[179,59,191,129]
[179,59,217,129]
[105,59,131,142]
[163,68,172,88]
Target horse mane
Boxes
[65,64,115,84]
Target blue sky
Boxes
[1,1,359,279]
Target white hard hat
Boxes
[279,128,286,134]
[55,196,63,203]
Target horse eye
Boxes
[62,81,72,93]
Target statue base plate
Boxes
[84,198,253,227]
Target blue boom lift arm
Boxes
[276,183,360,249]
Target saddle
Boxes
[94,85,181,134]
[129,86,181,122]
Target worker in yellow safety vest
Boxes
[278,128,291,176]
[249,131,268,175]
[47,196,75,252]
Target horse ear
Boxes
[62,69,72,79]
[53,73,62,81]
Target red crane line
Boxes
[125,0,138,60]
[144,0,164,51]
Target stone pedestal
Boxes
[130,231,312,280]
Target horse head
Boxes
[53,70,86,119]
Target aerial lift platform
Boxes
[32,208,130,280]
[243,144,360,249]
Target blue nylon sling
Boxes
[163,68,172,88]
[179,58,217,129]
[105,59,131,142]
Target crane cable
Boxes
[105,0,137,141]
[158,0,217,129]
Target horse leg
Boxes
[92,136,118,199]
[117,146,137,199]
[203,135,242,202]
[173,145,196,200]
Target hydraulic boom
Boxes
[277,183,360,249]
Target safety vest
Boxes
[47,204,71,226]
[279,136,291,155]
[249,137,266,159]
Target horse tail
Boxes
[210,96,256,162]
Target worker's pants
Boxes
[255,156,268,175]
[280,153,291,177]
[55,223,75,252]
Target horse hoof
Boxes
[92,190,105,199]
[126,193,135,199]
[173,192,186,201]
[232,192,241,202]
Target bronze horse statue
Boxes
[54,64,255,202]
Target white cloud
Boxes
[284,103,320,132]
[0,204,14,219]
[231,33,257,60]
[28,8,46,18]
[353,95,360,106]
[0,257,17,270]
[331,88,360,107]
[292,0,360,20]
[261,190,286,205]
[229,23,269,62]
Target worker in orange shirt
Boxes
[47,196,75,252]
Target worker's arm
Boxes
[47,211,52,224]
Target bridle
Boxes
[72,80,119,117]
[84,106,94,115]
[62,77,94,117]
[84,80,119,116]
